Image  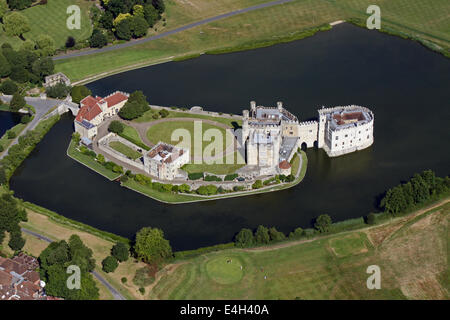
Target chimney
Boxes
[277,101,283,112]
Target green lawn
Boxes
[67,140,121,180]
[109,141,142,160]
[0,0,93,50]
[181,151,245,175]
[118,124,150,151]
[56,0,450,82]
[146,120,235,155]
[135,109,241,128]
[328,232,371,258]
[206,255,244,284]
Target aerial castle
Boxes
[240,102,374,175]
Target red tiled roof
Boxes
[80,95,102,108]
[279,160,291,169]
[104,92,128,108]
[0,260,26,275]
[75,103,103,122]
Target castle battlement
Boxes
[299,120,318,126]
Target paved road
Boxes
[53,0,295,61]
[0,96,65,160]
[21,228,126,301]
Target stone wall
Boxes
[98,133,145,171]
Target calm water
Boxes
[10,24,450,250]
[0,111,21,136]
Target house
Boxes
[143,142,190,180]
[74,91,129,139]
[0,253,45,300]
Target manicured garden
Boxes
[109,141,142,160]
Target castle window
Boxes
[335,136,339,140]
[335,144,337,147]
[342,142,344,145]
[367,135,369,139]
[345,134,348,138]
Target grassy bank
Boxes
[67,140,122,180]
[56,0,450,83]
[148,200,449,300]
[0,123,27,154]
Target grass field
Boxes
[146,120,235,155]
[181,153,245,175]
[0,0,93,49]
[0,123,27,155]
[148,200,449,300]
[55,0,450,82]
[135,109,241,128]
[67,140,121,180]
[109,141,142,160]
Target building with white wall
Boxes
[143,142,190,180]
[74,91,129,139]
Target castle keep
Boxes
[241,102,374,175]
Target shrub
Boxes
[314,214,332,233]
[108,120,124,134]
[65,36,76,48]
[196,185,218,195]
[9,92,26,112]
[120,175,128,183]
[7,130,16,139]
[159,109,169,118]
[188,172,204,180]
[71,85,91,104]
[139,287,145,295]
[366,213,376,225]
[224,174,238,181]
[252,180,263,189]
[21,115,31,124]
[111,242,130,262]
[121,277,127,284]
[289,227,304,239]
[0,79,18,95]
[233,185,245,192]
[102,256,119,273]
[46,82,71,99]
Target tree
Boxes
[39,236,99,300]
[134,227,172,263]
[366,213,376,225]
[421,169,436,195]
[382,185,407,215]
[4,12,31,40]
[10,67,29,83]
[314,214,332,233]
[32,57,54,79]
[254,225,270,244]
[0,166,6,185]
[8,229,25,251]
[0,53,11,77]
[45,82,71,99]
[65,36,76,48]
[0,0,8,21]
[99,10,114,29]
[252,179,263,189]
[143,4,159,27]
[269,227,286,241]
[111,242,130,262]
[234,228,254,247]
[70,85,92,104]
[108,120,124,134]
[410,173,429,204]
[6,0,32,10]
[131,15,149,38]
[289,227,304,239]
[152,0,165,14]
[89,29,107,48]
[102,256,119,273]
[115,17,132,40]
[35,34,55,56]
[0,79,17,94]
[9,91,26,112]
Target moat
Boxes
[10,24,450,250]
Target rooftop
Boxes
[147,142,185,164]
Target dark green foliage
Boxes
[289,227,304,239]
[158,108,169,118]
[314,214,332,233]
[45,82,71,99]
[0,53,11,77]
[134,227,172,264]
[0,79,18,94]
[0,193,27,251]
[252,179,263,189]
[269,227,286,241]
[255,225,270,244]
[102,255,119,273]
[108,120,124,134]
[118,91,149,120]
[89,29,107,48]
[115,18,132,40]
[111,242,130,262]
[39,235,99,300]
[70,85,92,104]
[174,242,235,259]
[0,167,6,185]
[366,213,376,225]
[21,114,31,124]
[131,15,149,38]
[196,185,218,195]
[7,130,16,139]
[152,0,165,14]
[143,4,159,27]
[10,67,29,83]
[121,277,127,284]
[31,57,54,78]
[188,172,203,180]
[224,173,238,181]
[139,287,145,294]
[234,228,254,248]
[7,0,32,10]
[65,36,76,48]
[99,11,114,29]
[9,91,26,112]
